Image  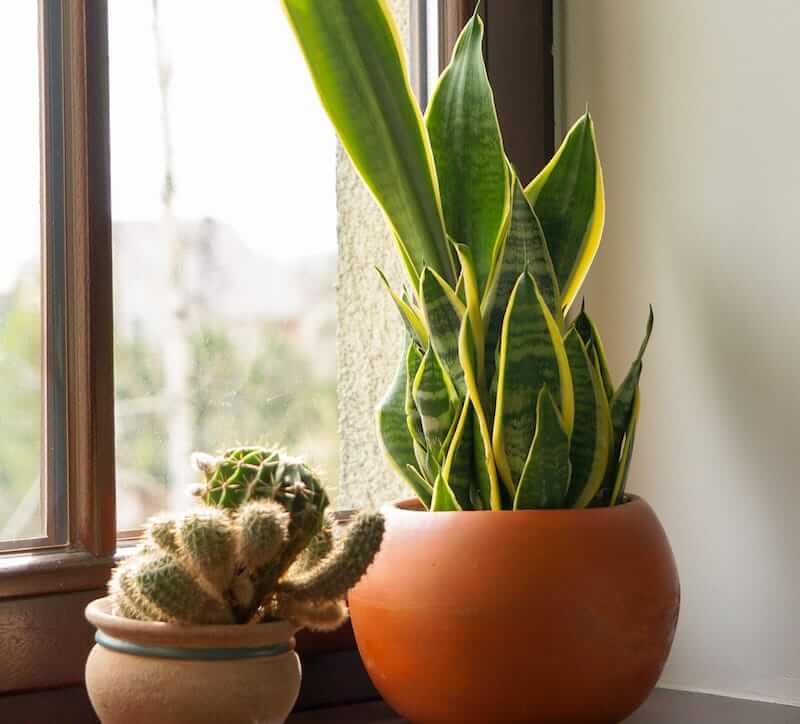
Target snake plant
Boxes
[284,1,652,510]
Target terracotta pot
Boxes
[85,597,301,724]
[349,495,679,724]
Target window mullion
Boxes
[40,0,69,548]
[59,0,116,557]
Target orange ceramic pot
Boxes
[349,496,679,724]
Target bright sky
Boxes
[1,0,337,292]
[1,2,40,292]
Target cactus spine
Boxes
[110,445,384,630]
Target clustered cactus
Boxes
[110,446,384,629]
[285,2,652,511]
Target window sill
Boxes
[0,542,142,599]
[0,550,113,599]
[287,689,800,723]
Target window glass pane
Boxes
[109,1,338,528]
[0,3,43,542]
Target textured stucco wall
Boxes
[336,0,411,509]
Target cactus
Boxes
[192,446,328,517]
[277,513,386,604]
[109,449,384,629]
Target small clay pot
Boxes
[349,495,679,724]
[85,597,301,724]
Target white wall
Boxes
[559,0,800,705]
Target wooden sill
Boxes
[0,551,113,599]
[2,678,799,723]
[287,689,800,723]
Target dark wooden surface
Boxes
[288,689,800,723]
[3,683,799,723]
[62,0,117,559]
[483,0,554,184]
[0,589,101,694]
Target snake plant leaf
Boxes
[430,474,462,512]
[482,172,561,390]
[564,330,612,508]
[592,307,653,506]
[469,486,485,510]
[376,343,432,508]
[493,273,574,492]
[376,268,429,348]
[574,301,614,400]
[412,346,455,460]
[441,396,475,509]
[426,8,510,296]
[420,268,466,397]
[418,448,442,488]
[524,112,605,312]
[283,0,455,287]
[513,387,572,510]
[405,343,425,448]
[405,465,433,509]
[610,387,640,505]
[452,242,487,392]
[458,312,503,509]
[472,419,495,509]
[610,306,654,450]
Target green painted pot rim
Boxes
[95,631,292,661]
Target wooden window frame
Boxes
[0,1,555,715]
[0,0,115,599]
[438,0,554,183]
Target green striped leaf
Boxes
[458,313,503,509]
[525,112,605,312]
[452,243,488,394]
[441,397,475,509]
[420,268,466,397]
[426,9,509,296]
[574,302,614,400]
[610,307,654,450]
[492,273,574,492]
[564,329,612,508]
[283,0,455,287]
[404,343,424,449]
[482,172,561,392]
[376,342,432,508]
[593,307,653,506]
[610,387,640,505]
[472,416,495,510]
[430,474,462,512]
[412,346,455,461]
[376,268,429,348]
[513,387,572,510]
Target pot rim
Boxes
[85,596,297,652]
[385,493,644,516]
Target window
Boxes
[0,2,44,548]
[0,0,553,704]
[0,0,116,576]
[0,0,444,568]
[108,0,339,528]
